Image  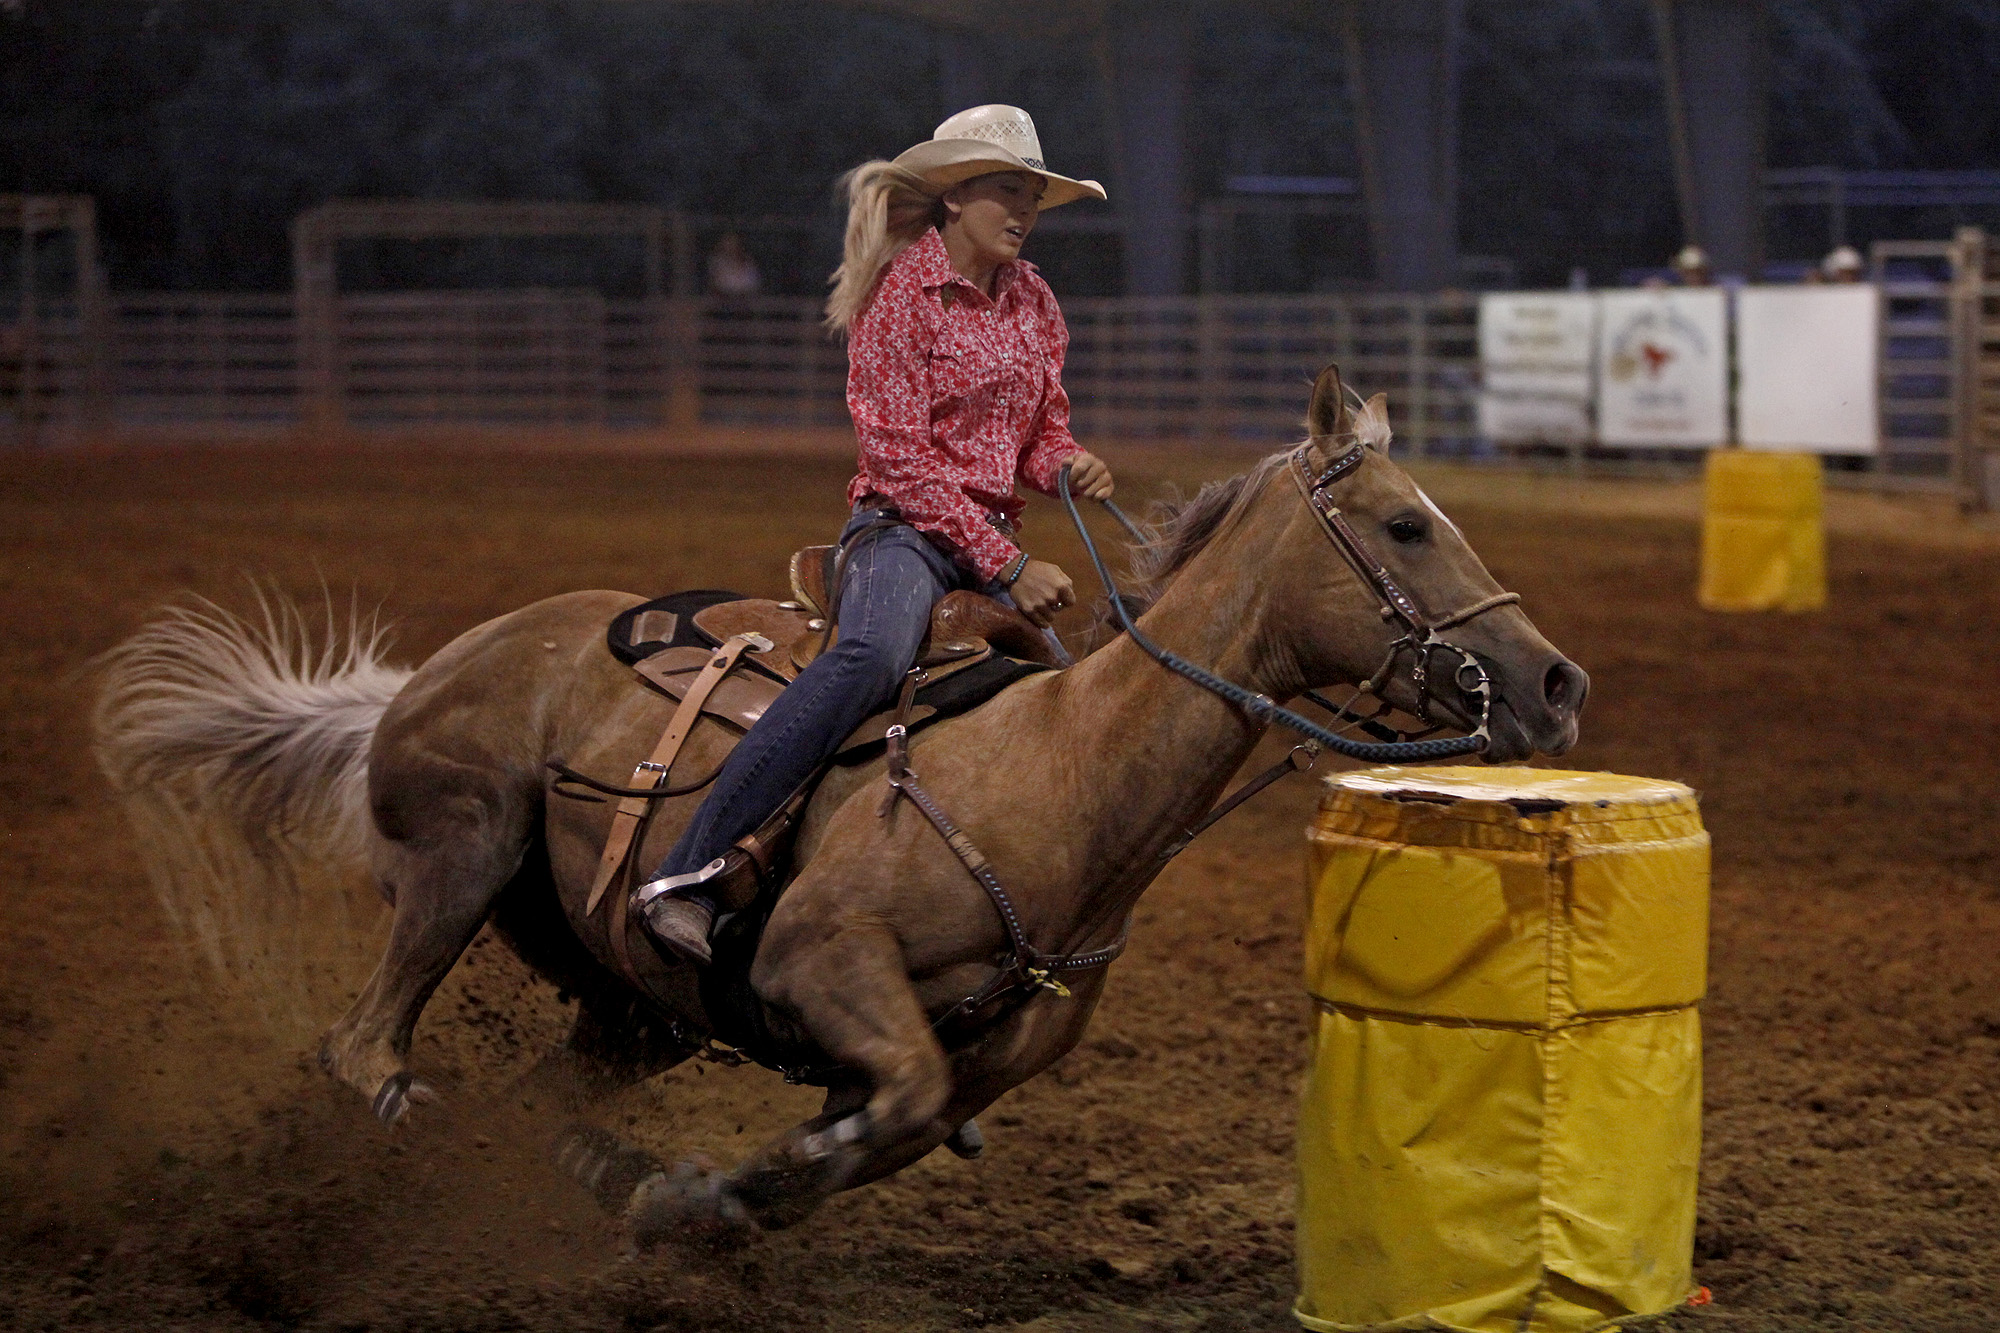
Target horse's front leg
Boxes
[747,921,957,1204]
[625,946,1104,1248]
[623,1077,957,1247]
[625,920,958,1244]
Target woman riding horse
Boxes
[637,105,1117,963]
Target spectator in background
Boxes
[1671,245,1712,287]
[707,232,762,296]
[1820,245,1864,283]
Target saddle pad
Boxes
[607,589,744,666]
[833,654,1052,761]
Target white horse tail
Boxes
[91,590,414,1031]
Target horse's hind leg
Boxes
[319,781,531,1127]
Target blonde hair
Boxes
[824,160,945,333]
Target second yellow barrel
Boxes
[1699,448,1826,612]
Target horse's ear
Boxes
[1354,391,1392,451]
[1306,363,1351,440]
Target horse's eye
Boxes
[1388,517,1426,544]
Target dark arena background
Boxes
[5,3,2000,1331]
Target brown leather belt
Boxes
[855,492,1018,540]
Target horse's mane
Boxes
[1119,448,1294,610]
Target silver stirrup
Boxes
[632,856,729,911]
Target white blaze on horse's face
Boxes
[1351,389,1462,541]
[1412,483,1463,541]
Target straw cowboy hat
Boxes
[894,104,1107,209]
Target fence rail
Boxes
[1871,242,1959,479]
[1956,228,2000,504]
[691,297,847,426]
[0,283,1978,488]
[1062,294,1477,450]
[113,292,298,425]
[339,290,608,426]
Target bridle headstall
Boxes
[1059,438,1520,767]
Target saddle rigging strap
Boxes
[586,633,761,918]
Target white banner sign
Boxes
[1735,284,1880,454]
[1479,291,1596,397]
[1476,392,1593,445]
[1595,289,1729,448]
[1478,292,1596,443]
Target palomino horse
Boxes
[95,366,1586,1245]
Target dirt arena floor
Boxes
[3,437,1998,1332]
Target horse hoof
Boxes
[945,1119,984,1160]
[371,1071,436,1128]
[627,1161,756,1252]
[554,1123,667,1214]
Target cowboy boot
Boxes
[636,893,715,966]
[632,850,758,966]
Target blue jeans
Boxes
[649,505,988,893]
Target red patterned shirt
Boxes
[845,227,1083,582]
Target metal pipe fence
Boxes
[0,280,1984,492]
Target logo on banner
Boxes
[1605,307,1707,390]
[1595,291,1728,447]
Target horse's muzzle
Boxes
[1472,653,1587,761]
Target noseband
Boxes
[1061,442,1519,765]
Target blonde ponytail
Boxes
[824,160,944,334]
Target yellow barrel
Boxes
[1698,449,1826,612]
[1296,768,1708,1333]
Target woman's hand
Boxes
[1065,451,1115,501]
[1009,558,1075,627]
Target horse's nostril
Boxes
[1544,661,1585,712]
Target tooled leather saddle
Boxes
[562,547,1063,1028]
[603,543,1064,741]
